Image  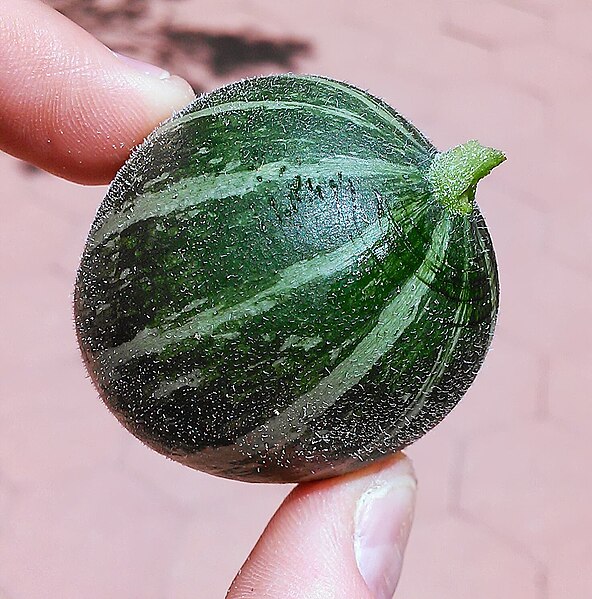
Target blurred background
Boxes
[1,0,590,597]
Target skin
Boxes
[0,1,417,596]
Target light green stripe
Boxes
[395,273,468,429]
[164,98,381,136]
[98,213,394,366]
[152,367,204,400]
[299,75,426,153]
[391,223,473,431]
[234,214,452,449]
[91,156,416,248]
[474,217,498,330]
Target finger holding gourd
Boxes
[74,74,504,482]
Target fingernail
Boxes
[354,475,416,599]
[112,51,171,80]
[111,51,195,108]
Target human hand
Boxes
[0,1,417,596]
[0,0,194,184]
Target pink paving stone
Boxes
[494,0,584,17]
[547,190,592,278]
[0,271,75,394]
[0,479,15,536]
[392,33,495,91]
[494,42,591,211]
[167,482,290,599]
[548,350,592,436]
[0,283,126,486]
[0,340,81,422]
[548,534,592,599]
[226,1,446,107]
[396,515,539,599]
[445,334,542,437]
[495,41,590,105]
[554,7,592,58]
[0,470,185,599]
[473,186,552,349]
[3,231,108,415]
[121,431,289,514]
[551,86,592,163]
[0,588,12,599]
[492,133,576,213]
[229,0,452,91]
[478,183,547,288]
[0,373,126,487]
[1,169,71,414]
[373,76,449,143]
[495,249,592,357]
[167,0,282,33]
[333,0,444,37]
[311,3,444,85]
[442,0,546,48]
[121,438,217,511]
[0,155,31,204]
[477,186,550,345]
[405,420,460,520]
[460,421,592,563]
[496,49,589,188]
[245,0,444,52]
[156,3,289,91]
[0,179,71,271]
[433,80,545,157]
[21,167,105,229]
[166,0,442,97]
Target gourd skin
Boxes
[74,75,499,483]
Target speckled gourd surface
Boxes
[75,74,503,483]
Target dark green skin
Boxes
[75,75,499,483]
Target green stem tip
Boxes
[428,140,506,215]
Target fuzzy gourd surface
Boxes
[75,74,503,483]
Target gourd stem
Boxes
[428,140,506,215]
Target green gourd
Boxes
[75,74,504,483]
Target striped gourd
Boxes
[74,74,504,483]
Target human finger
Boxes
[227,453,416,599]
[0,0,195,184]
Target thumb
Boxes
[227,454,416,599]
[0,0,195,185]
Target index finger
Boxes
[0,0,195,185]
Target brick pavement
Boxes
[1,0,590,597]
